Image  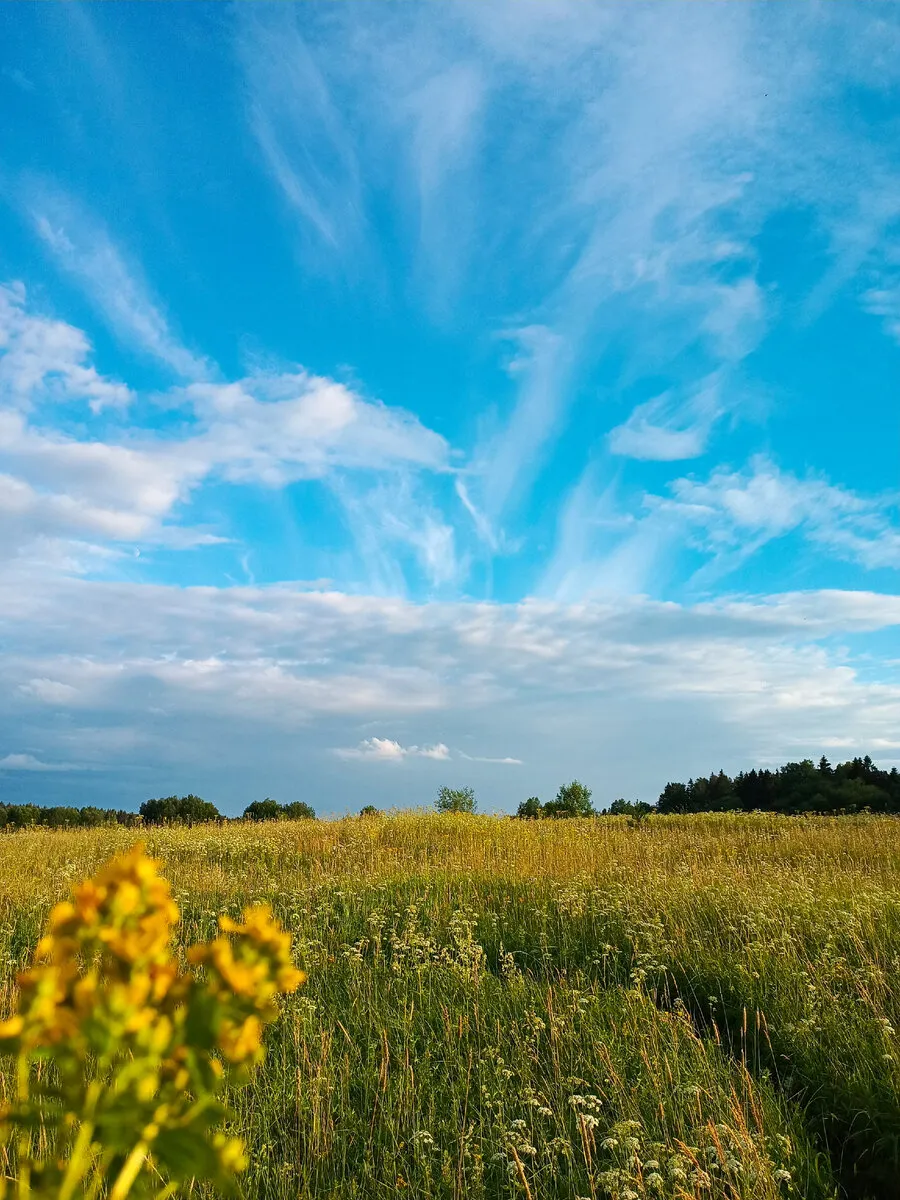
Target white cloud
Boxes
[481,325,570,522]
[539,457,900,599]
[237,8,366,260]
[329,472,462,593]
[0,289,454,579]
[0,753,71,772]
[402,61,486,313]
[187,374,449,483]
[454,479,498,551]
[0,282,130,412]
[28,189,210,379]
[0,471,149,545]
[2,578,900,811]
[609,422,706,463]
[18,678,79,705]
[0,413,214,562]
[656,456,900,571]
[609,375,722,462]
[459,752,523,765]
[861,259,900,345]
[336,738,451,762]
[335,738,520,764]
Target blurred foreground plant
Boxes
[0,844,304,1199]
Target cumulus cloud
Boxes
[336,738,450,762]
[0,283,130,412]
[0,288,453,578]
[334,739,520,764]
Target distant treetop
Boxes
[243,799,316,822]
[543,780,593,819]
[436,786,477,814]
[515,782,594,820]
[139,794,221,826]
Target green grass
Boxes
[1,812,899,1198]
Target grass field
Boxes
[0,812,898,1200]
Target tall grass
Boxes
[0,812,898,1198]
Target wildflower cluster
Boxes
[0,845,304,1199]
[594,1119,795,1198]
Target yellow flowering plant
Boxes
[0,845,304,1199]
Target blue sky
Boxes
[1,2,900,815]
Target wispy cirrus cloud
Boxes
[608,374,723,463]
[26,185,211,379]
[459,751,523,765]
[861,236,900,345]
[185,374,449,484]
[540,454,900,601]
[656,457,900,574]
[236,8,366,261]
[238,3,900,566]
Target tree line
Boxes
[2,755,898,829]
[511,756,900,818]
[656,756,900,815]
[0,794,317,830]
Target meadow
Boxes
[0,812,897,1200]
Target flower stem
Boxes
[108,1140,150,1200]
[58,1079,103,1200]
[14,1055,29,1200]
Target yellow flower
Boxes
[72,880,103,924]
[218,1015,263,1064]
[214,1133,249,1174]
[277,965,306,992]
[221,905,291,956]
[0,1016,23,1041]
[0,844,305,1199]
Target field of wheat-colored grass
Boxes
[0,811,898,1200]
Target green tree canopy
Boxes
[516,796,543,819]
[543,780,593,819]
[436,786,477,814]
[139,794,221,826]
[607,798,653,818]
[657,756,900,815]
[281,801,316,820]
[244,799,316,822]
[243,798,282,822]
